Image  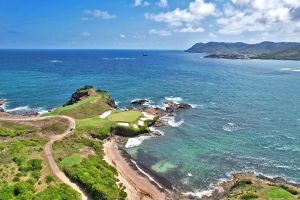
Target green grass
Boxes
[76,117,113,139]
[46,96,98,116]
[59,154,81,168]
[267,186,295,199]
[108,110,142,123]
[0,121,36,137]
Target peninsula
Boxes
[186,42,300,60]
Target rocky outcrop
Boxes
[131,99,149,105]
[0,99,6,106]
[107,96,117,109]
[0,107,4,112]
[7,109,39,117]
[64,90,90,106]
[164,100,192,113]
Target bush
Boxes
[34,184,81,200]
[45,175,54,184]
[238,179,252,187]
[20,159,42,172]
[280,185,298,195]
[241,193,258,199]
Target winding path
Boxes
[0,115,88,200]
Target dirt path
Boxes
[104,139,168,200]
[0,116,88,200]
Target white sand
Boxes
[100,110,112,119]
[142,112,156,120]
[132,124,138,129]
[118,122,129,127]
[138,120,144,126]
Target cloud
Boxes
[81,32,91,37]
[119,34,126,38]
[145,0,216,33]
[157,0,168,7]
[175,26,204,33]
[134,0,150,7]
[149,29,171,36]
[217,0,300,38]
[83,9,116,20]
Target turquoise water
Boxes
[1,50,300,193]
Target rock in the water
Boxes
[0,107,4,112]
[164,100,192,113]
[0,99,6,106]
[131,99,149,105]
[8,109,39,117]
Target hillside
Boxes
[186,41,300,55]
[254,45,300,60]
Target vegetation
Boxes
[223,176,300,200]
[255,45,300,60]
[53,135,127,200]
[0,121,36,137]
[34,184,81,200]
[108,110,142,123]
[267,186,295,199]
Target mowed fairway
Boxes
[108,111,142,123]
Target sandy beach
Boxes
[103,138,168,200]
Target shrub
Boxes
[20,159,42,172]
[241,193,258,199]
[280,185,298,195]
[34,184,81,200]
[238,179,252,187]
[45,175,54,184]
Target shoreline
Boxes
[103,138,170,200]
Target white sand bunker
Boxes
[141,112,155,120]
[100,110,112,119]
[118,122,129,127]
[138,120,144,126]
[132,124,138,129]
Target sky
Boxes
[1,0,300,49]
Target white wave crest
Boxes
[50,60,62,63]
[161,116,184,127]
[165,96,183,103]
[280,67,300,72]
[125,136,152,148]
[149,127,165,136]
[222,122,242,132]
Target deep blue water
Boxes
[1,49,300,194]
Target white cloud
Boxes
[145,0,216,33]
[120,34,126,38]
[157,0,168,7]
[217,0,300,39]
[175,26,204,33]
[149,29,171,36]
[83,9,116,20]
[134,0,150,7]
[81,32,91,37]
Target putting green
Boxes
[108,110,142,123]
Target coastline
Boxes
[103,137,170,200]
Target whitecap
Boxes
[222,122,243,132]
[161,116,184,127]
[50,60,62,63]
[149,127,165,136]
[125,136,152,148]
[165,96,183,103]
[279,67,300,72]
[182,189,213,199]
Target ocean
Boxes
[1,49,300,195]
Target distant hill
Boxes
[186,41,300,55]
[254,45,300,60]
